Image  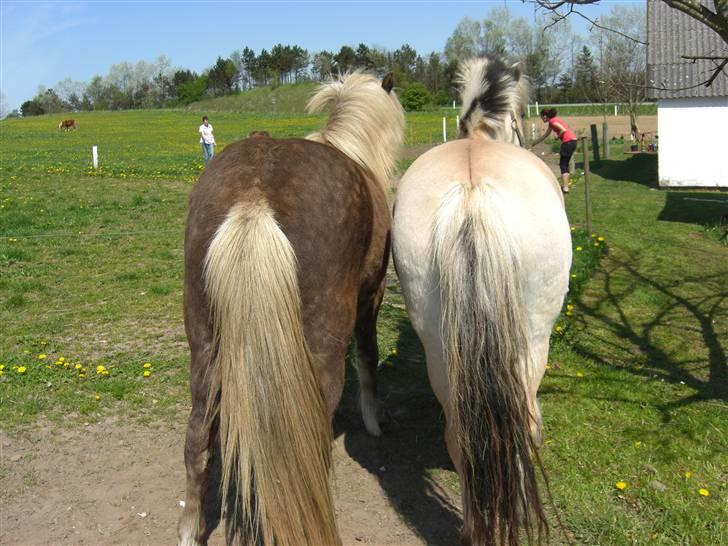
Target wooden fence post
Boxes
[581,137,593,235]
[590,124,600,162]
[602,122,609,160]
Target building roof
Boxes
[646,0,728,99]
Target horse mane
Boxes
[457,57,530,140]
[306,71,405,194]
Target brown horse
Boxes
[178,72,404,546]
[58,119,77,130]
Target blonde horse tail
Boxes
[432,183,546,545]
[203,200,338,546]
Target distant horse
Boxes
[58,119,76,130]
[178,72,404,546]
[392,57,572,545]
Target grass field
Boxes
[1,110,726,544]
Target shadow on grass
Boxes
[657,192,728,225]
[570,251,727,418]
[587,154,658,187]
[334,309,461,546]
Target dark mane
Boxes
[457,57,529,140]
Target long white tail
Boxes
[203,201,337,546]
[432,182,546,545]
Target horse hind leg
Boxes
[178,331,218,545]
[355,279,386,437]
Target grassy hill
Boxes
[187,80,320,114]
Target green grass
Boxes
[1,110,725,543]
[540,153,728,544]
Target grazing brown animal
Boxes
[58,119,77,130]
[178,72,404,546]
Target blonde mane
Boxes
[457,57,530,142]
[306,71,405,194]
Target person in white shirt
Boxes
[199,116,216,164]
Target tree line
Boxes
[15,5,645,117]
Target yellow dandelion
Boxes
[79,373,86,378]
[635,441,642,448]
[545,364,552,370]
[575,246,583,252]
[615,481,627,490]
[0,370,4,376]
[0,364,4,371]
[566,310,573,316]
[38,353,47,360]
[685,471,692,479]
[96,365,106,374]
[143,370,152,378]
[58,357,65,362]
[555,325,563,333]
[571,273,577,279]
[570,226,576,232]
[102,370,109,376]
[591,233,597,238]
[566,304,574,311]
[143,362,152,369]
[390,348,397,356]
[576,371,584,378]
[17,366,27,374]
[698,488,710,497]
[74,363,82,370]
[95,394,101,401]
[598,236,605,242]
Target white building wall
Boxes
[657,96,728,188]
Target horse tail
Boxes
[203,200,337,546]
[432,182,546,545]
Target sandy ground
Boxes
[1,392,460,545]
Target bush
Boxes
[432,90,452,107]
[400,82,431,112]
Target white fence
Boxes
[525,102,655,118]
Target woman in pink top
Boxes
[531,108,578,193]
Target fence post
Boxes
[456,115,460,136]
[442,117,447,142]
[614,104,618,116]
[92,145,98,170]
[590,124,600,162]
[581,137,593,235]
[602,122,609,160]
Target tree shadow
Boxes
[334,309,462,546]
[656,192,728,225]
[569,250,727,420]
[588,154,658,187]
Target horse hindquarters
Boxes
[195,200,337,546]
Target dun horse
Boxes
[392,57,572,545]
[178,72,404,546]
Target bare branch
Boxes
[527,0,647,45]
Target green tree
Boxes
[400,82,431,111]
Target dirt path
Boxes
[1,396,460,545]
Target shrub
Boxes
[400,82,431,112]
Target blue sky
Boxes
[1,0,626,111]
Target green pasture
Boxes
[1,111,726,544]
